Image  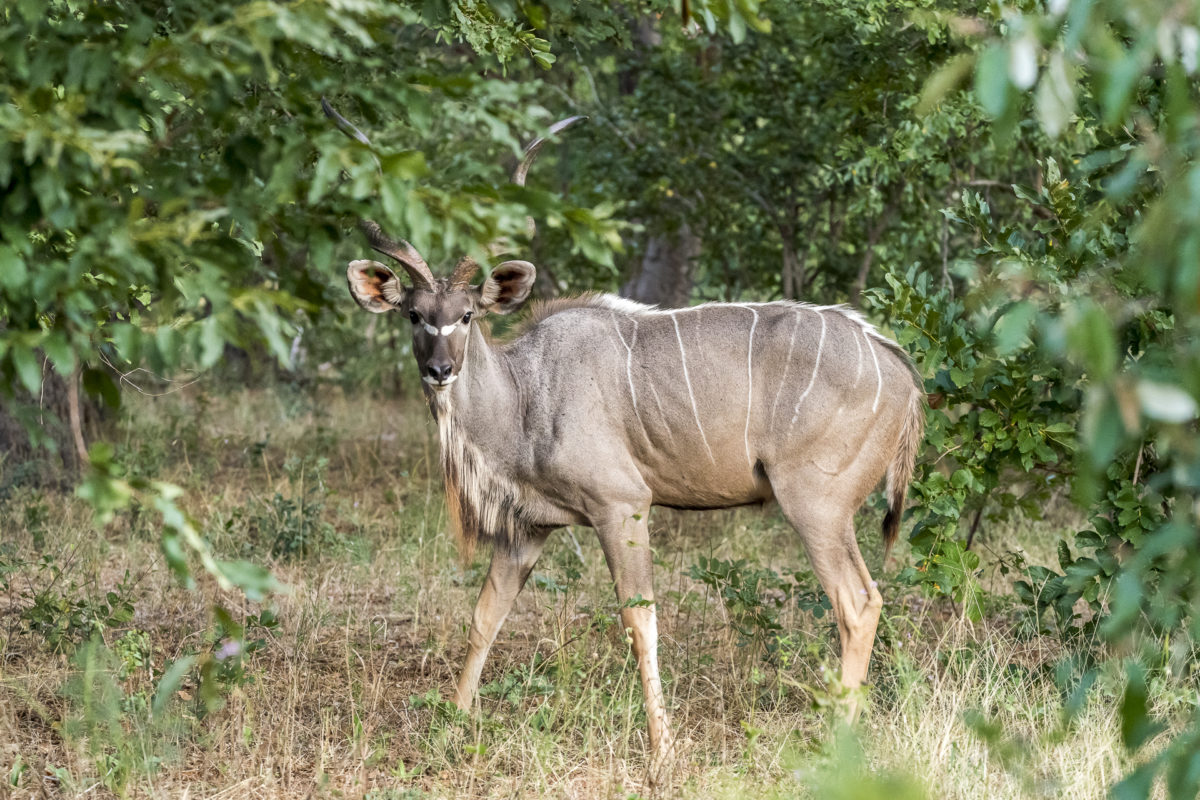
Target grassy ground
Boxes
[0,386,1164,798]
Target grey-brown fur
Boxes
[334,111,924,781]
[436,296,922,550]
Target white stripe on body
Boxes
[770,310,802,427]
[645,379,677,447]
[743,306,758,470]
[866,335,882,412]
[854,328,864,386]
[612,313,643,424]
[670,311,716,464]
[790,311,827,427]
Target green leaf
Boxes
[379,150,428,180]
[917,54,975,116]
[215,560,284,602]
[11,344,41,395]
[0,244,27,291]
[82,367,121,410]
[975,45,1011,119]
[1111,763,1157,800]
[1081,387,1126,467]
[1008,34,1039,90]
[1099,41,1151,127]
[1067,302,1116,379]
[199,316,225,369]
[1036,51,1076,138]
[1120,664,1166,752]
[381,177,408,226]
[76,468,133,526]
[307,148,342,205]
[728,11,746,44]
[152,655,196,716]
[992,301,1036,355]
[41,331,76,376]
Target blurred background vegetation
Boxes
[2,0,1199,797]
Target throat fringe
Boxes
[435,398,533,562]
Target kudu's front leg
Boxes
[595,506,675,775]
[452,533,548,710]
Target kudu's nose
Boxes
[427,362,453,383]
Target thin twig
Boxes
[933,441,966,465]
[565,527,585,565]
[38,355,47,428]
[98,352,203,397]
[940,211,952,297]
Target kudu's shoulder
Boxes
[505,293,653,339]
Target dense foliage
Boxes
[0,0,625,591]
[3,0,1199,795]
[919,2,1200,794]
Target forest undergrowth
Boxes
[0,386,1178,799]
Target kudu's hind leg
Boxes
[775,487,883,716]
[834,527,884,696]
[452,532,549,711]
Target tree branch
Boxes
[851,191,900,306]
[68,365,88,468]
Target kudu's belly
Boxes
[637,446,775,511]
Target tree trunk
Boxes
[622,222,702,307]
[68,365,88,467]
[781,223,797,300]
[0,360,101,480]
[850,198,898,307]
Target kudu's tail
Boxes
[881,388,925,559]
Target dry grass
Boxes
[0,386,1166,799]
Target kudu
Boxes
[330,106,924,771]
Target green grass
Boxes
[0,386,1174,798]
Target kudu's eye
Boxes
[462,312,473,324]
[408,310,420,325]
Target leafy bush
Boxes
[20,561,137,651]
[688,556,830,656]
[889,0,1200,793]
[250,455,336,558]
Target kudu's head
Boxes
[335,105,583,390]
[346,223,535,389]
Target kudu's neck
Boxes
[430,322,521,438]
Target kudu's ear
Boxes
[347,259,406,313]
[478,261,536,314]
